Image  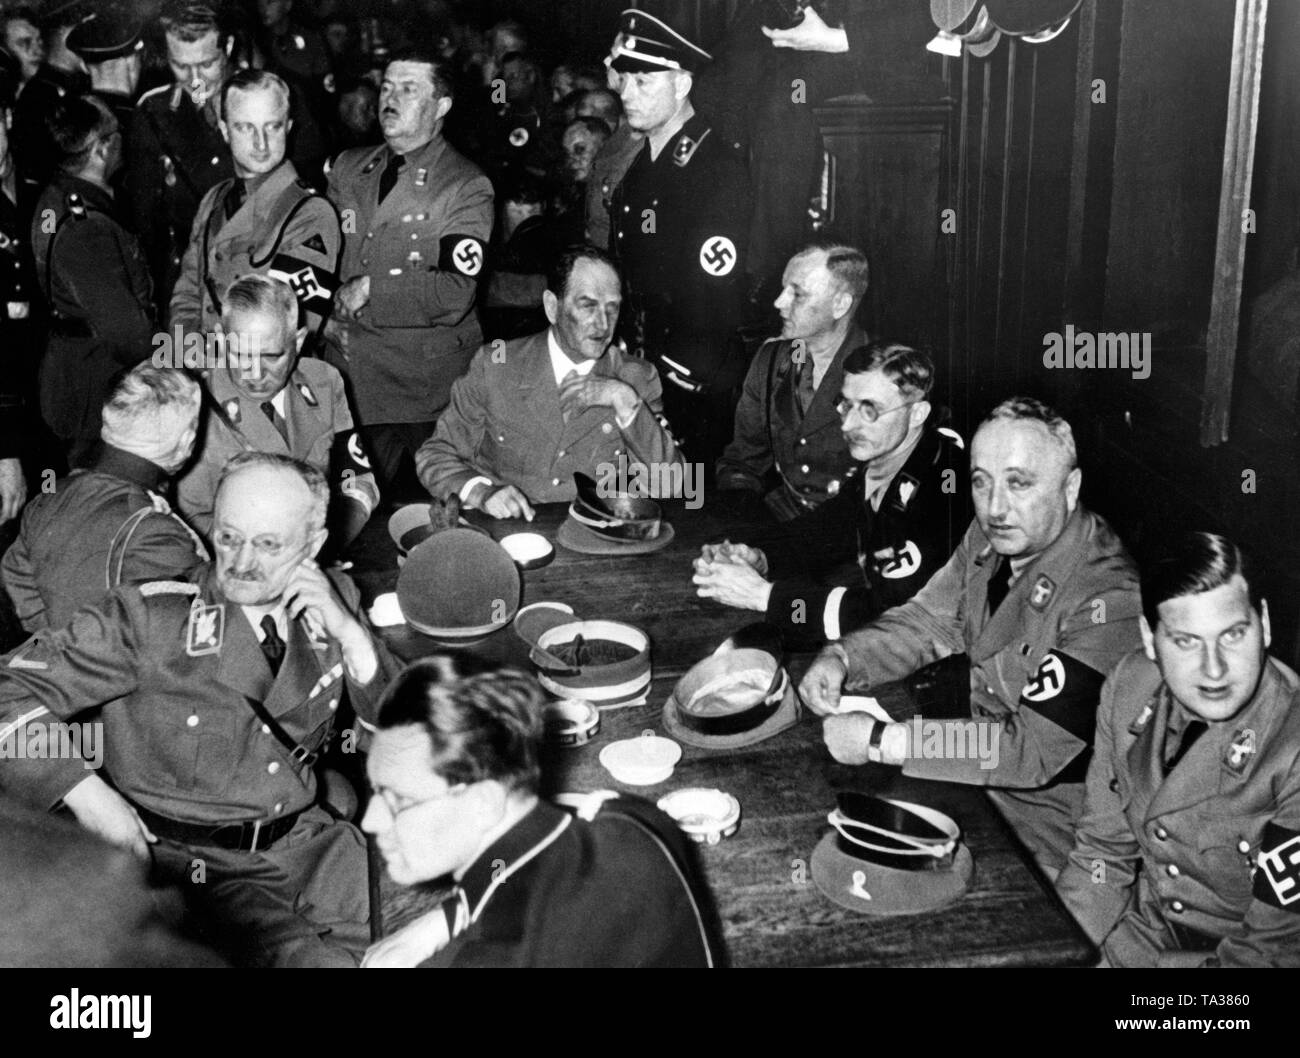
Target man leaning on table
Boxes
[1056,532,1300,967]
[415,245,684,520]
[801,397,1143,879]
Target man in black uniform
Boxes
[361,655,722,968]
[10,0,89,188]
[33,94,155,464]
[0,50,38,533]
[128,0,235,313]
[66,5,145,131]
[695,342,969,648]
[607,9,752,466]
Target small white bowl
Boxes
[599,732,681,786]
[500,532,555,569]
[657,787,741,845]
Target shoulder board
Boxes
[138,581,199,598]
[936,426,965,450]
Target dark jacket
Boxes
[424,796,722,967]
[756,414,969,645]
[3,445,207,632]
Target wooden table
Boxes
[351,501,1095,967]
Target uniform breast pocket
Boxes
[1196,813,1268,907]
[154,705,240,795]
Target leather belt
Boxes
[135,802,303,853]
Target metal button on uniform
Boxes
[1170,900,1185,913]
[557,449,566,458]
[186,714,199,727]
[1155,826,1169,840]
[211,155,219,165]
[799,438,807,446]
[274,802,284,814]
[411,232,418,239]
[552,478,560,486]
[800,464,809,473]
[327,699,338,712]
[267,762,280,775]
[1238,840,1250,853]
[1166,864,1180,877]
[623,206,629,213]
[261,723,271,735]
[601,423,613,434]
[497,434,505,442]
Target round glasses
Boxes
[834,398,922,424]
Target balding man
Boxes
[801,398,1143,878]
[716,241,870,520]
[0,451,398,966]
[177,274,378,544]
[3,363,206,633]
[169,68,341,339]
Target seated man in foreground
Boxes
[177,274,379,545]
[361,654,722,967]
[694,341,968,647]
[801,397,1143,879]
[1056,532,1300,967]
[415,245,684,520]
[0,452,397,967]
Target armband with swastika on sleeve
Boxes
[267,254,339,320]
[1254,821,1300,911]
[439,235,486,277]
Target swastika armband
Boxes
[1254,822,1300,912]
[698,235,737,277]
[439,235,486,277]
[267,253,338,320]
[1018,650,1106,742]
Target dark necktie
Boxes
[796,358,815,417]
[378,153,405,204]
[224,180,247,220]
[260,614,285,677]
[986,557,1013,615]
[260,400,289,444]
[1163,719,1208,775]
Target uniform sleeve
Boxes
[273,194,343,333]
[1054,661,1143,943]
[614,360,684,477]
[166,184,218,333]
[1216,766,1300,967]
[326,570,399,731]
[0,591,150,809]
[126,107,165,253]
[116,513,208,586]
[414,348,493,501]
[836,525,974,688]
[903,587,1139,788]
[327,376,380,523]
[366,171,494,329]
[715,343,776,491]
[672,144,751,350]
[0,526,45,632]
[175,424,225,539]
[58,219,155,359]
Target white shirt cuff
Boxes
[823,587,849,641]
[459,476,494,505]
